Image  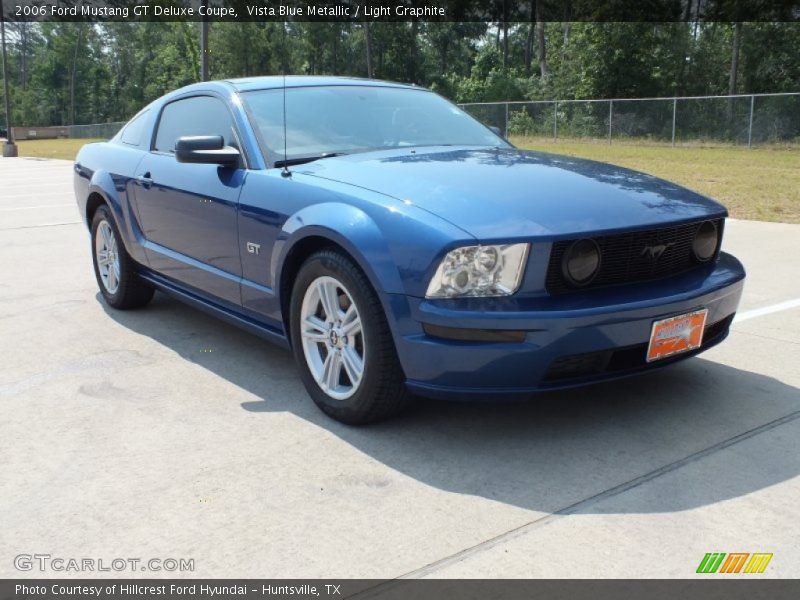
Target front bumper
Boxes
[387,252,745,399]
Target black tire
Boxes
[91,205,154,310]
[290,249,411,424]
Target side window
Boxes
[153,96,235,154]
[120,110,149,146]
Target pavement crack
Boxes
[397,408,800,579]
[0,221,81,230]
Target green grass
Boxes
[15,137,800,223]
[16,138,103,161]
[511,136,800,224]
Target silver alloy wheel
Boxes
[95,220,121,294]
[300,275,365,400]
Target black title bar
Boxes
[3,580,800,600]
[2,0,799,22]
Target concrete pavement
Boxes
[1,157,798,578]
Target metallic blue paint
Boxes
[398,253,744,396]
[75,76,745,400]
[299,146,728,241]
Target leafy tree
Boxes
[1,19,797,131]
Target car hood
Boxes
[299,146,726,240]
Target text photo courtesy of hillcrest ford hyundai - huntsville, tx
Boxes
[1,1,800,597]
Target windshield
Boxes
[241,85,506,164]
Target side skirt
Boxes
[138,270,291,350]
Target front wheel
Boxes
[290,250,410,424]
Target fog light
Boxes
[562,238,600,285]
[693,220,718,262]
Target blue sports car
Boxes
[74,76,745,424]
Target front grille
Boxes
[542,314,734,383]
[546,219,723,295]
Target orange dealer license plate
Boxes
[646,309,708,363]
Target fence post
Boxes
[504,102,509,138]
[671,97,677,147]
[553,101,558,141]
[608,100,613,144]
[748,95,755,148]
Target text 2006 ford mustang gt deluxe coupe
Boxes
[74,76,745,424]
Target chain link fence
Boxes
[19,93,800,146]
[8,121,125,140]
[460,92,800,147]
[68,122,125,139]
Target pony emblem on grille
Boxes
[641,242,674,259]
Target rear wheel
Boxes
[290,250,410,424]
[91,205,154,309]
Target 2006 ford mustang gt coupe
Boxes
[74,76,745,424]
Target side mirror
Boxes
[489,125,505,138]
[175,135,240,167]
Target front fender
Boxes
[275,202,404,297]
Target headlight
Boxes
[562,238,600,286]
[425,243,529,298]
[693,220,718,261]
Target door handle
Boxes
[136,172,153,188]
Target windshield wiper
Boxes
[274,152,348,168]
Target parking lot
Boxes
[1,156,799,578]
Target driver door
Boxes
[132,95,245,307]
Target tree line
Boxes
[1,20,798,127]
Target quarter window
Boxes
[153,96,236,153]
[120,110,149,146]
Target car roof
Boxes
[220,75,421,93]
[145,76,428,116]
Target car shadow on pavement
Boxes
[100,291,800,516]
